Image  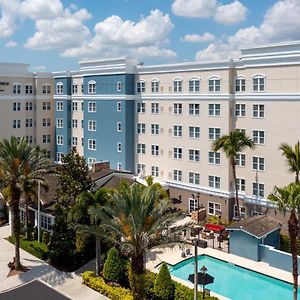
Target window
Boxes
[208,152,221,165]
[41,214,52,231]
[173,103,182,115]
[81,84,84,93]
[72,136,78,146]
[117,102,122,112]
[151,166,159,177]
[88,81,96,94]
[173,147,182,159]
[236,153,246,167]
[88,158,96,168]
[13,120,21,128]
[189,103,200,115]
[208,104,221,116]
[253,157,265,171]
[43,102,51,110]
[237,178,246,192]
[13,102,21,111]
[13,84,21,94]
[151,124,159,135]
[81,102,84,111]
[72,101,78,111]
[72,119,78,128]
[253,76,265,92]
[151,102,159,114]
[251,211,265,217]
[81,120,84,128]
[56,101,63,111]
[208,128,221,140]
[189,78,200,92]
[253,104,265,118]
[234,205,246,219]
[236,128,246,134]
[189,126,200,139]
[253,182,264,197]
[208,78,221,92]
[189,149,200,162]
[137,80,145,93]
[81,138,84,146]
[42,118,51,127]
[189,198,199,213]
[42,85,51,94]
[25,118,33,128]
[88,120,96,131]
[117,82,122,92]
[44,134,51,143]
[117,142,122,152]
[151,80,159,93]
[137,163,145,174]
[25,84,32,94]
[173,169,182,181]
[117,122,122,132]
[88,102,96,112]
[88,139,96,150]
[253,130,265,144]
[56,118,63,128]
[137,123,146,134]
[173,79,182,93]
[72,84,78,94]
[56,82,63,94]
[117,163,122,171]
[208,176,221,189]
[25,136,33,144]
[57,152,63,163]
[25,102,33,111]
[235,104,246,117]
[137,102,146,113]
[151,145,159,156]
[173,125,182,137]
[189,172,200,185]
[208,202,221,215]
[235,77,245,92]
[137,143,146,154]
[57,135,63,145]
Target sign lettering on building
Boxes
[0,82,9,92]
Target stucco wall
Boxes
[263,229,280,248]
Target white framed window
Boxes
[43,134,51,143]
[173,125,182,137]
[43,85,51,94]
[253,130,265,144]
[72,119,78,128]
[72,84,78,94]
[173,79,182,93]
[236,153,246,167]
[208,128,221,140]
[13,84,21,94]
[151,80,159,93]
[208,77,221,92]
[189,103,200,115]
[235,77,245,92]
[173,147,182,159]
[208,152,221,165]
[42,118,51,127]
[173,103,182,115]
[41,214,52,231]
[56,118,63,128]
[117,122,122,132]
[151,124,159,135]
[117,142,122,152]
[151,102,159,114]
[253,75,265,92]
[236,178,246,192]
[88,120,96,131]
[253,104,265,118]
[117,82,122,92]
[88,139,96,150]
[189,149,200,162]
[25,102,33,111]
[151,166,159,177]
[117,102,122,112]
[253,156,265,171]
[88,157,96,168]
[13,119,21,128]
[137,80,145,93]
[189,172,200,185]
[56,82,63,94]
[25,84,32,94]
[57,152,63,163]
[57,135,63,145]
[208,202,221,215]
[189,78,200,92]
[72,136,78,146]
[189,198,199,213]
[208,104,221,116]
[88,80,96,94]
[72,101,78,111]
[189,126,200,139]
[56,101,63,111]
[173,169,182,181]
[42,101,51,110]
[151,145,159,156]
[235,104,246,117]
[13,102,21,111]
[253,182,264,197]
[137,123,146,134]
[25,118,33,128]
[137,163,145,174]
[234,205,246,219]
[137,143,146,154]
[88,102,96,112]
[208,176,221,189]
[137,102,146,113]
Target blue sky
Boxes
[0,0,299,71]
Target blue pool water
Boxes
[169,255,299,300]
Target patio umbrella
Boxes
[188,273,214,285]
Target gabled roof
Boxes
[227,215,281,239]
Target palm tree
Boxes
[212,130,255,219]
[280,142,300,183]
[96,182,191,300]
[0,138,50,270]
[268,183,300,300]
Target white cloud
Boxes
[214,1,247,25]
[0,0,19,38]
[5,40,17,47]
[34,65,46,71]
[181,32,215,43]
[195,0,300,61]
[172,0,217,18]
[131,46,177,59]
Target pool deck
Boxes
[146,245,299,300]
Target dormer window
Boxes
[208,77,221,92]
[253,75,265,92]
[189,78,200,92]
[137,80,145,93]
[56,82,63,94]
[235,76,245,92]
[173,78,182,93]
[88,80,96,94]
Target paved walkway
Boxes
[0,225,108,300]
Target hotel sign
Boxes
[0,82,9,92]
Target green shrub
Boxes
[280,234,300,255]
[154,263,175,300]
[103,247,127,285]
[82,271,133,300]
[42,231,50,245]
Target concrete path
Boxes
[0,225,108,300]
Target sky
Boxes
[0,0,300,72]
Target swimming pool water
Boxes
[169,255,299,300]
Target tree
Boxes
[212,130,254,219]
[154,262,175,300]
[97,182,191,300]
[0,138,50,270]
[268,183,300,300]
[280,142,300,183]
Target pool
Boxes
[169,255,299,300]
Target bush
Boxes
[154,263,175,300]
[82,271,133,300]
[280,234,300,255]
[42,231,50,245]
